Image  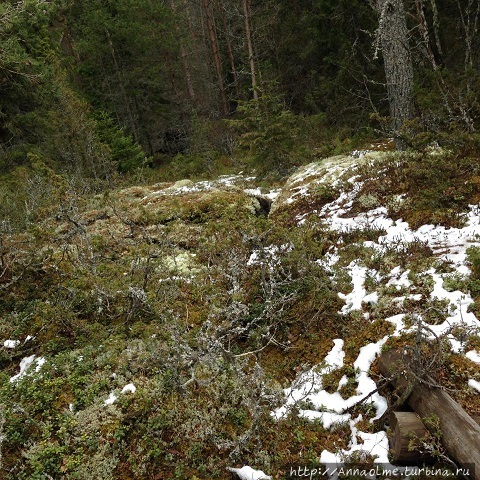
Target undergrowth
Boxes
[1,146,480,478]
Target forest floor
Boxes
[1,147,480,479]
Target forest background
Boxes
[1,0,480,229]
[2,2,480,478]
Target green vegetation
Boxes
[2,0,480,478]
[1,148,480,478]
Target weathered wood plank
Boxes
[389,411,431,464]
[379,349,480,480]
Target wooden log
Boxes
[378,349,480,480]
[388,411,432,464]
[388,411,480,465]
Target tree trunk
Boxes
[104,28,138,142]
[374,0,414,144]
[221,12,240,96]
[243,0,258,101]
[202,0,229,115]
[414,0,438,70]
[456,0,480,72]
[170,0,196,102]
[430,0,443,61]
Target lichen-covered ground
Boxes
[1,149,480,479]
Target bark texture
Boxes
[243,0,258,100]
[374,0,414,137]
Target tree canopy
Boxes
[1,0,479,178]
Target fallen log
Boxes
[388,411,480,465]
[388,411,431,464]
[378,349,480,480]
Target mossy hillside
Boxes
[0,173,346,479]
[269,149,480,413]
[1,150,480,478]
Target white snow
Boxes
[466,350,480,364]
[270,157,480,469]
[386,267,411,290]
[264,189,281,201]
[104,383,137,406]
[244,188,262,196]
[104,392,118,405]
[324,339,345,370]
[273,339,347,421]
[121,383,136,394]
[468,379,480,393]
[3,339,20,349]
[320,423,390,465]
[316,251,340,271]
[227,466,272,480]
[338,263,380,314]
[274,335,390,426]
[247,244,291,267]
[425,269,480,352]
[10,355,45,383]
[318,176,479,272]
[337,375,348,390]
[268,156,480,467]
[353,341,388,419]
[36,357,46,370]
[273,312,406,460]
[244,188,280,201]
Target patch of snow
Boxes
[3,339,20,349]
[364,291,379,304]
[274,314,407,460]
[319,191,480,351]
[425,269,480,352]
[10,355,45,383]
[320,191,480,273]
[386,267,411,290]
[264,189,281,201]
[338,262,380,314]
[104,383,137,406]
[104,392,118,405]
[247,244,291,267]
[36,357,46,370]
[466,350,480,364]
[121,383,136,394]
[271,157,480,465]
[227,466,272,480]
[274,333,391,425]
[354,341,388,420]
[302,410,351,428]
[316,251,340,272]
[392,294,423,304]
[273,339,347,421]
[244,186,280,201]
[386,314,407,336]
[337,375,348,390]
[320,425,390,466]
[244,188,262,196]
[324,339,345,370]
[468,379,480,393]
